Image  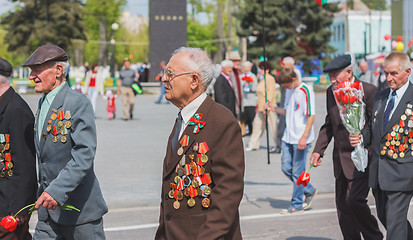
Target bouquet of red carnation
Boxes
[333,80,368,172]
[241,73,254,82]
[296,163,314,186]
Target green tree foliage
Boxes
[83,0,126,66]
[187,18,217,54]
[361,0,387,10]
[237,0,339,73]
[1,0,85,57]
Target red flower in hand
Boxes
[0,216,17,232]
[242,75,254,82]
[296,171,311,187]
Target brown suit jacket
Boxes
[155,96,245,240]
[313,80,378,180]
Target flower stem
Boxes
[306,163,314,172]
[13,203,35,218]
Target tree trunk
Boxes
[98,18,107,66]
[213,0,225,63]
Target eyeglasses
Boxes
[163,69,196,82]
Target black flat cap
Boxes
[0,57,12,77]
[323,54,351,73]
[22,45,68,67]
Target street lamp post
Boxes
[110,23,119,78]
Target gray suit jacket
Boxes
[34,83,107,225]
[365,82,413,191]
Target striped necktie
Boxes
[383,91,397,129]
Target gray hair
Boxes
[0,75,10,84]
[385,52,411,71]
[172,47,214,91]
[221,60,234,68]
[283,56,295,65]
[241,61,252,69]
[44,61,69,80]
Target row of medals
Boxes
[46,109,71,143]
[381,107,413,159]
[0,134,13,178]
[169,145,211,210]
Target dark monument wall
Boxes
[149,0,187,82]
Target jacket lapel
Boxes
[38,84,69,155]
[163,96,214,179]
[382,83,413,136]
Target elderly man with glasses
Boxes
[155,47,245,240]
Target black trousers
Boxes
[373,187,413,240]
[335,171,383,240]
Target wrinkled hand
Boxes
[35,192,58,210]
[310,152,322,167]
[349,133,361,147]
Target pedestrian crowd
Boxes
[1,45,413,240]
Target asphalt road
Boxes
[18,88,412,239]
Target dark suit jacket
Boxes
[313,80,378,180]
[214,74,237,117]
[364,82,413,191]
[0,87,37,216]
[155,96,245,240]
[34,83,107,225]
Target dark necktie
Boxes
[171,112,183,151]
[383,91,397,129]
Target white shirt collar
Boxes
[179,93,207,137]
[389,79,409,99]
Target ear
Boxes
[55,64,63,79]
[405,67,411,76]
[190,73,201,90]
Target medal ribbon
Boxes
[57,110,65,120]
[52,126,58,136]
[175,163,181,173]
[201,173,212,185]
[399,144,405,152]
[189,186,197,198]
[198,142,209,154]
[197,154,205,166]
[184,164,192,175]
[4,134,9,143]
[188,113,206,134]
[4,153,11,162]
[60,127,68,135]
[65,110,71,120]
[400,120,405,128]
[176,178,184,191]
[179,135,189,147]
[0,134,4,143]
[409,130,413,138]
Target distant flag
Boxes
[315,0,328,6]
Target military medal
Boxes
[5,162,13,169]
[188,198,195,207]
[0,172,5,178]
[4,134,9,150]
[177,135,189,156]
[60,127,68,143]
[173,200,180,209]
[400,152,405,158]
[168,190,175,199]
[52,126,58,143]
[50,111,57,121]
[393,153,398,159]
[7,170,12,177]
[202,198,210,208]
[193,143,199,151]
[65,111,71,128]
[57,110,65,127]
[188,113,206,134]
[176,191,183,201]
[198,142,209,164]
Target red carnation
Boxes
[296,172,311,187]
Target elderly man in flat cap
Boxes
[0,57,37,240]
[24,45,107,239]
[309,54,382,239]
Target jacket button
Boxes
[42,176,46,181]
[165,194,169,200]
[40,159,44,163]
[165,214,171,221]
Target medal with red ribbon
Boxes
[4,153,11,162]
[52,126,58,143]
[188,113,206,134]
[177,135,189,156]
[57,110,65,127]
